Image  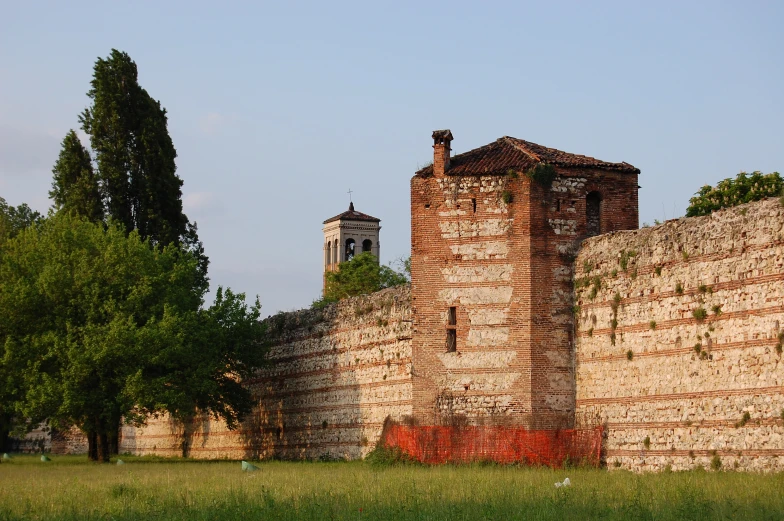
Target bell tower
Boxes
[322,202,381,291]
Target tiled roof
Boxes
[415,136,639,177]
[323,202,381,224]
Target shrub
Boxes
[649,320,657,330]
[711,454,722,471]
[735,411,751,428]
[693,343,702,354]
[587,327,593,337]
[583,260,594,274]
[501,190,513,204]
[711,305,722,316]
[626,350,633,361]
[692,307,708,322]
[525,163,556,187]
[364,445,415,466]
[619,250,637,271]
[643,436,650,449]
[675,282,684,295]
[654,266,662,276]
[686,171,784,217]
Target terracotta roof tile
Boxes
[323,202,381,224]
[415,136,639,177]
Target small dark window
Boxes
[446,306,457,352]
[424,204,431,209]
[556,199,561,212]
[586,191,602,237]
[362,239,372,253]
[471,198,477,213]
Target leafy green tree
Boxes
[50,130,104,222]
[79,49,187,248]
[0,197,42,450]
[129,287,266,457]
[0,197,42,244]
[322,252,408,303]
[686,171,783,217]
[0,214,264,461]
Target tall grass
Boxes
[0,455,782,520]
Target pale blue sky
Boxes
[1,1,782,314]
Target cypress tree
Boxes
[79,49,187,247]
[50,130,104,222]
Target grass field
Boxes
[1,455,782,520]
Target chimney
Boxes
[432,129,453,177]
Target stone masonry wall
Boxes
[574,198,784,472]
[120,285,412,460]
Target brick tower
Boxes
[410,130,639,428]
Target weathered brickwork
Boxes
[574,198,784,472]
[410,132,638,429]
[119,286,412,460]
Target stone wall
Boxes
[120,285,412,460]
[574,198,784,472]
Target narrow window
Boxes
[586,191,602,237]
[471,198,477,213]
[556,199,561,212]
[333,239,338,264]
[344,238,356,261]
[326,242,331,267]
[446,306,457,352]
[362,239,372,253]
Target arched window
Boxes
[345,238,356,261]
[586,191,602,237]
[326,242,331,266]
[362,239,372,253]
[333,239,338,264]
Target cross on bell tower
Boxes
[322,199,382,293]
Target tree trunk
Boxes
[96,430,110,463]
[0,412,11,452]
[87,431,98,461]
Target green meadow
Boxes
[0,455,782,520]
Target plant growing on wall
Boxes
[686,171,783,217]
[525,163,556,187]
